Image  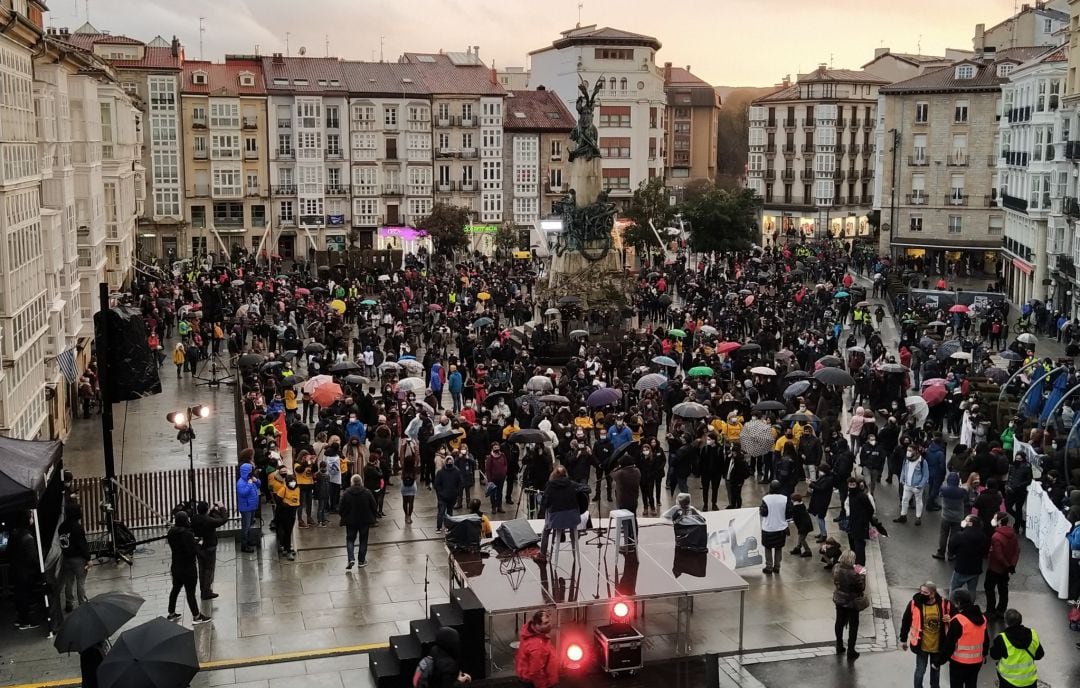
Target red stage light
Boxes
[612,600,631,620]
[565,643,584,662]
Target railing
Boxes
[325,185,348,195]
[861,169,873,180]
[763,169,775,180]
[243,149,258,160]
[242,117,257,129]
[783,119,796,128]
[382,184,402,195]
[194,150,208,160]
[1001,193,1028,212]
[245,187,261,197]
[277,149,295,159]
[272,184,297,195]
[802,118,815,127]
[461,147,478,158]
[781,144,796,154]
[214,216,245,228]
[191,118,206,129]
[1066,141,1080,161]
[984,194,999,208]
[800,169,814,180]
[907,193,927,205]
[326,149,343,160]
[801,144,815,153]
[947,154,969,167]
[278,119,292,129]
[460,117,476,127]
[765,119,777,128]
[461,181,477,192]
[835,144,846,156]
[780,169,795,181]
[836,119,846,128]
[1065,196,1080,219]
[765,145,776,154]
[909,155,928,166]
[193,183,209,196]
[833,170,845,181]
[946,194,968,206]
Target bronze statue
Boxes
[569,75,603,163]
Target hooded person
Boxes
[429,626,470,687]
[166,511,209,623]
[988,609,1044,688]
[236,462,261,553]
[515,610,558,688]
[942,589,989,688]
[934,472,967,560]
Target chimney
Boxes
[272,52,284,65]
[974,23,985,53]
[490,66,497,85]
[874,47,889,58]
[663,61,672,84]
[474,45,480,58]
[170,35,180,57]
[685,65,691,74]
[537,85,546,91]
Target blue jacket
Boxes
[448,370,463,394]
[899,457,929,489]
[430,363,443,392]
[346,419,366,443]
[607,424,633,449]
[236,463,261,512]
[924,440,946,480]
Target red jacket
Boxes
[987,525,1019,574]
[515,624,558,688]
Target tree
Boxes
[622,177,677,249]
[682,184,761,253]
[416,203,471,256]
[494,222,518,256]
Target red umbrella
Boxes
[428,304,443,312]
[716,341,741,354]
[295,287,310,296]
[922,384,948,406]
[949,304,969,314]
[311,382,343,408]
[744,295,755,306]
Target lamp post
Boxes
[167,404,210,505]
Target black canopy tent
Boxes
[0,437,65,584]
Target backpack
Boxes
[1068,523,1080,551]
[412,655,434,688]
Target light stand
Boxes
[167,404,210,507]
[193,352,235,387]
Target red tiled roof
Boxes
[341,61,429,96]
[797,67,888,84]
[109,46,182,71]
[92,34,143,45]
[550,25,661,51]
[880,49,1052,94]
[752,85,800,104]
[666,67,712,88]
[182,59,266,96]
[503,89,574,131]
[400,53,505,96]
[260,56,348,93]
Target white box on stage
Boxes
[594,623,644,674]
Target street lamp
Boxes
[167,403,210,506]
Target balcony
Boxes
[863,144,874,156]
[860,195,872,204]
[947,153,969,167]
[833,170,845,181]
[242,117,257,129]
[436,182,454,193]
[460,181,477,192]
[765,119,777,129]
[848,120,859,130]
[193,184,209,197]
[244,149,258,160]
[1065,196,1080,219]
[272,184,296,195]
[278,216,296,227]
[765,145,776,155]
[325,185,348,196]
[382,184,402,195]
[1066,141,1080,160]
[193,150,208,160]
[461,147,478,159]
[987,155,997,167]
[460,117,476,128]
[278,119,292,129]
[277,149,295,159]
[836,118,846,128]
[191,117,206,129]
[1001,193,1028,212]
[436,147,459,158]
[214,216,245,228]
[984,194,999,208]
[907,193,927,205]
[326,149,343,160]
[546,182,569,194]
[437,117,452,127]
[1057,254,1076,278]
[763,169,776,180]
[353,184,378,196]
[802,118,815,127]
[908,155,929,167]
[800,169,814,180]
[1004,151,1029,167]
[835,196,848,205]
[781,169,795,181]
[781,144,796,155]
[946,194,968,206]
[245,186,261,197]
[835,144,846,156]
[801,144,815,154]
[861,169,873,180]
[783,119,796,128]
[352,119,376,131]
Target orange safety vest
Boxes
[950,614,986,664]
[906,598,952,647]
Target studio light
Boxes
[565,642,584,663]
[166,410,187,428]
[611,600,631,622]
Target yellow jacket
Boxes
[275,482,300,507]
[172,348,185,365]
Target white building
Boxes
[1000,43,1070,306]
[528,25,667,205]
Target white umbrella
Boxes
[527,375,554,392]
[750,366,777,376]
[397,377,425,393]
[904,395,929,426]
[1017,332,1038,345]
[378,274,391,282]
[301,374,335,395]
[379,361,402,372]
[950,351,973,361]
[544,308,560,317]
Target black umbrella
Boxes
[54,592,144,653]
[278,350,298,362]
[783,412,817,424]
[260,360,284,371]
[97,617,198,688]
[716,399,750,420]
[817,355,843,368]
[783,369,811,381]
[672,401,709,419]
[427,430,460,446]
[558,295,581,306]
[484,391,513,407]
[607,440,640,471]
[237,353,264,369]
[508,428,550,444]
[812,367,855,386]
[304,342,326,354]
[880,363,909,374]
[329,361,362,374]
[752,400,787,412]
[538,394,570,405]
[343,374,367,386]
[738,343,761,354]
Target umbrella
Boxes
[744,295,755,306]
[343,374,367,386]
[855,300,869,308]
[738,289,753,296]
[414,400,436,415]
[399,359,424,375]
[97,617,198,688]
[538,394,570,405]
[428,304,443,312]
[784,369,811,381]
[634,373,668,391]
[260,360,284,372]
[739,343,762,354]
[569,329,589,339]
[783,412,817,424]
[544,308,560,316]
[652,355,678,368]
[740,418,779,456]
[301,374,335,395]
[378,274,391,282]
[949,304,970,314]
[834,291,850,299]
[360,299,378,306]
[378,361,402,372]
[950,351,973,361]
[672,401,709,419]
[774,350,795,361]
[427,429,460,446]
[311,381,344,407]
[54,592,144,653]
[905,396,930,425]
[998,350,1024,361]
[668,328,687,338]
[984,367,1010,384]
[879,363,909,374]
[658,294,673,306]
[587,387,623,408]
[473,317,494,329]
[231,279,246,288]
[784,380,811,398]
[817,355,843,368]
[237,353,264,369]
[1017,333,1038,345]
[813,367,855,386]
[687,366,714,377]
[484,391,512,407]
[329,361,362,373]
[526,375,554,392]
[397,377,426,393]
[716,342,741,354]
[716,399,751,420]
[922,384,948,406]
[935,341,963,361]
[750,366,776,376]
[329,299,347,314]
[477,292,491,301]
[927,320,947,327]
[558,295,581,305]
[294,287,311,296]
[752,400,787,412]
[845,345,866,355]
[698,325,718,337]
[508,428,550,444]
[304,342,325,354]
[921,378,948,388]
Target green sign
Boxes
[464,224,499,234]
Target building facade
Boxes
[181,57,269,259]
[528,25,667,206]
[978,1,1069,52]
[748,66,886,244]
[663,63,721,185]
[502,89,574,248]
[999,45,1070,306]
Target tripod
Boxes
[194,352,235,387]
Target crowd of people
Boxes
[98,236,1080,686]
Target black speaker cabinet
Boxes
[496,518,539,550]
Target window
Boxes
[915,102,929,123]
[438,133,450,150]
[601,168,631,191]
[600,137,631,158]
[326,105,339,129]
[190,205,206,228]
[438,103,450,121]
[212,167,241,197]
[246,173,259,193]
[909,215,923,232]
[950,174,965,202]
[211,134,240,159]
[1045,18,1054,33]
[550,139,562,159]
[599,107,631,127]
[384,106,398,126]
[239,72,255,87]
[948,216,962,233]
[277,133,293,155]
[210,102,239,128]
[462,103,474,121]
[462,133,474,150]
[997,63,1014,78]
[462,165,474,184]
[244,137,257,154]
[213,202,244,225]
[911,173,926,203]
[594,48,633,60]
[954,100,969,123]
[193,71,207,85]
[352,105,375,121]
[191,106,206,125]
[193,136,206,155]
[437,165,451,185]
[279,200,294,221]
[955,64,975,80]
[327,133,341,155]
[549,167,563,189]
[354,198,379,222]
[913,133,927,162]
[408,198,433,218]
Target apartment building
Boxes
[1057,0,1080,319]
[342,61,432,248]
[97,81,141,289]
[402,50,506,224]
[502,89,575,247]
[62,24,183,260]
[528,25,667,205]
[1000,45,1070,306]
[262,55,352,258]
[747,66,886,244]
[663,63,721,184]
[181,58,269,259]
[497,67,530,90]
[862,48,973,83]
[977,1,1069,52]
[877,49,1044,278]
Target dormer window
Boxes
[955,64,976,80]
[997,63,1015,78]
[193,71,208,85]
[239,72,255,87]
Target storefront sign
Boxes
[910,288,1007,311]
[378,226,427,241]
[327,214,345,226]
[464,224,499,234]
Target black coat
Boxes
[808,474,834,518]
[698,444,725,479]
[167,526,199,579]
[191,507,229,549]
[847,489,875,538]
[434,465,464,503]
[542,476,583,513]
[339,485,378,528]
[948,525,989,575]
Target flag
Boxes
[56,348,79,383]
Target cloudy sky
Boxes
[52,0,1021,85]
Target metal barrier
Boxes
[73,465,240,533]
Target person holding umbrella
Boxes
[165,511,210,623]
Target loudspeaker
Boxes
[673,517,708,553]
[450,588,487,680]
[94,306,162,402]
[496,518,539,551]
[445,514,481,552]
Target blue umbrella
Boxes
[1022,365,1047,420]
[651,355,678,368]
[834,291,850,299]
[587,387,623,408]
[1039,369,1070,424]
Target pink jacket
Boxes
[848,408,867,438]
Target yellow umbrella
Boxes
[329,299,346,314]
[477,292,491,301]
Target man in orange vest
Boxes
[899,581,953,688]
[942,589,989,688]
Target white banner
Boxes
[703,508,765,570]
[1024,481,1071,599]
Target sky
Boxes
[51,0,1025,86]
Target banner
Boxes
[910,288,1007,311]
[703,508,764,570]
[1024,481,1071,599]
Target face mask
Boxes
[907,452,916,460]
[642,450,651,457]
[868,440,876,446]
[706,439,715,446]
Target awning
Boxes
[891,237,1000,251]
